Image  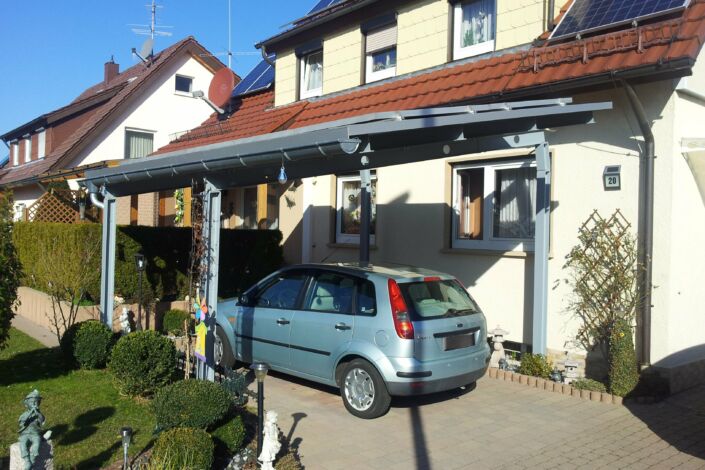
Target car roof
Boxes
[282,262,454,281]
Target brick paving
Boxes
[254,371,705,470]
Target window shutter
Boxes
[366,24,397,54]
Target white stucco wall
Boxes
[10,185,44,220]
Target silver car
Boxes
[215,263,490,419]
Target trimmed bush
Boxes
[152,379,232,431]
[109,331,176,396]
[211,414,246,455]
[73,320,114,369]
[571,378,607,393]
[0,191,21,350]
[59,321,85,364]
[518,353,553,379]
[151,427,214,470]
[608,320,639,397]
[161,309,191,336]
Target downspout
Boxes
[89,187,105,210]
[547,0,556,31]
[260,45,275,66]
[622,80,653,367]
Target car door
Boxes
[237,270,308,369]
[289,270,356,379]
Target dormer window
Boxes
[24,136,32,163]
[300,47,323,99]
[453,0,496,60]
[11,142,18,166]
[364,18,398,83]
[175,75,193,94]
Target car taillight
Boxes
[388,279,414,340]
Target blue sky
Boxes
[0,0,315,139]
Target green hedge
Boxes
[152,379,231,431]
[151,427,214,470]
[13,223,283,303]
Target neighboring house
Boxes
[150,0,705,390]
[0,36,232,226]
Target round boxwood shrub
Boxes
[211,414,246,455]
[109,330,176,396]
[59,321,85,364]
[161,309,191,336]
[73,320,114,369]
[518,353,553,379]
[152,379,232,430]
[151,427,214,470]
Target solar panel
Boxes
[551,0,689,40]
[307,0,344,15]
[232,54,276,98]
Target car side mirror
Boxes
[239,294,251,306]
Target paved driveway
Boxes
[253,372,705,469]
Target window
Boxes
[37,130,46,159]
[175,75,193,94]
[300,50,323,99]
[452,160,537,251]
[255,272,308,309]
[356,280,377,316]
[303,272,356,314]
[336,174,377,244]
[453,0,496,60]
[365,23,397,83]
[399,279,480,321]
[11,142,18,166]
[242,186,258,229]
[24,137,31,163]
[124,129,154,159]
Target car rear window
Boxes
[399,279,480,321]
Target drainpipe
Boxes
[622,80,653,367]
[547,0,556,31]
[89,187,105,210]
[260,46,275,66]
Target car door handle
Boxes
[276,318,290,325]
[335,322,351,331]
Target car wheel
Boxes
[214,325,235,369]
[340,359,391,419]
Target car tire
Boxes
[214,325,235,369]
[340,359,391,419]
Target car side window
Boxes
[255,272,307,309]
[304,272,355,314]
[356,280,377,316]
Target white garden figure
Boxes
[258,411,281,470]
[119,307,131,334]
[489,325,509,368]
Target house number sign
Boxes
[603,165,621,191]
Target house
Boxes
[0,36,233,226]
[89,0,705,391]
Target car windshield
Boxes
[399,279,480,321]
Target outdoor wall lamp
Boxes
[250,362,270,456]
[78,193,86,220]
[120,426,133,470]
[134,253,146,330]
[278,155,288,185]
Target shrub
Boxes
[151,427,214,470]
[221,368,249,407]
[152,379,232,430]
[211,414,246,455]
[109,331,176,396]
[59,321,85,364]
[161,309,191,336]
[571,378,607,393]
[608,320,639,397]
[73,320,114,369]
[0,192,21,350]
[518,353,553,379]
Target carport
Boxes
[80,97,611,380]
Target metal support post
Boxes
[257,380,264,454]
[359,168,372,266]
[532,142,551,355]
[100,191,117,328]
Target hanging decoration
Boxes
[194,290,208,362]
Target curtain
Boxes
[340,179,376,235]
[304,51,323,92]
[461,0,494,47]
[493,167,536,239]
[125,131,153,159]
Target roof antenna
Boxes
[128,0,173,62]
[200,0,258,69]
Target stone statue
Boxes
[489,326,509,368]
[258,411,281,470]
[14,390,52,470]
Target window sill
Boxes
[327,243,378,250]
[174,91,193,97]
[441,248,533,258]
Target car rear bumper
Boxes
[384,345,490,396]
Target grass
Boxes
[0,328,155,469]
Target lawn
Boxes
[0,328,155,469]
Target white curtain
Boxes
[461,0,494,47]
[493,167,536,239]
[304,51,323,92]
[126,131,153,159]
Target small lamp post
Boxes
[250,362,270,456]
[120,426,133,470]
[134,253,146,330]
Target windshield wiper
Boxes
[444,308,477,317]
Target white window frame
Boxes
[336,173,377,245]
[451,159,536,252]
[124,128,155,159]
[452,0,496,61]
[174,74,193,95]
[24,136,31,163]
[300,50,324,99]
[37,129,46,159]
[11,142,18,166]
[366,47,397,83]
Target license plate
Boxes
[444,333,475,351]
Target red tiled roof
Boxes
[130,0,705,157]
[0,36,227,187]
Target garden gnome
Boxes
[17,389,51,470]
[489,326,509,368]
[258,411,281,470]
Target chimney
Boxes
[104,56,119,84]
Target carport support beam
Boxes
[359,169,372,266]
[99,190,117,328]
[532,142,550,355]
